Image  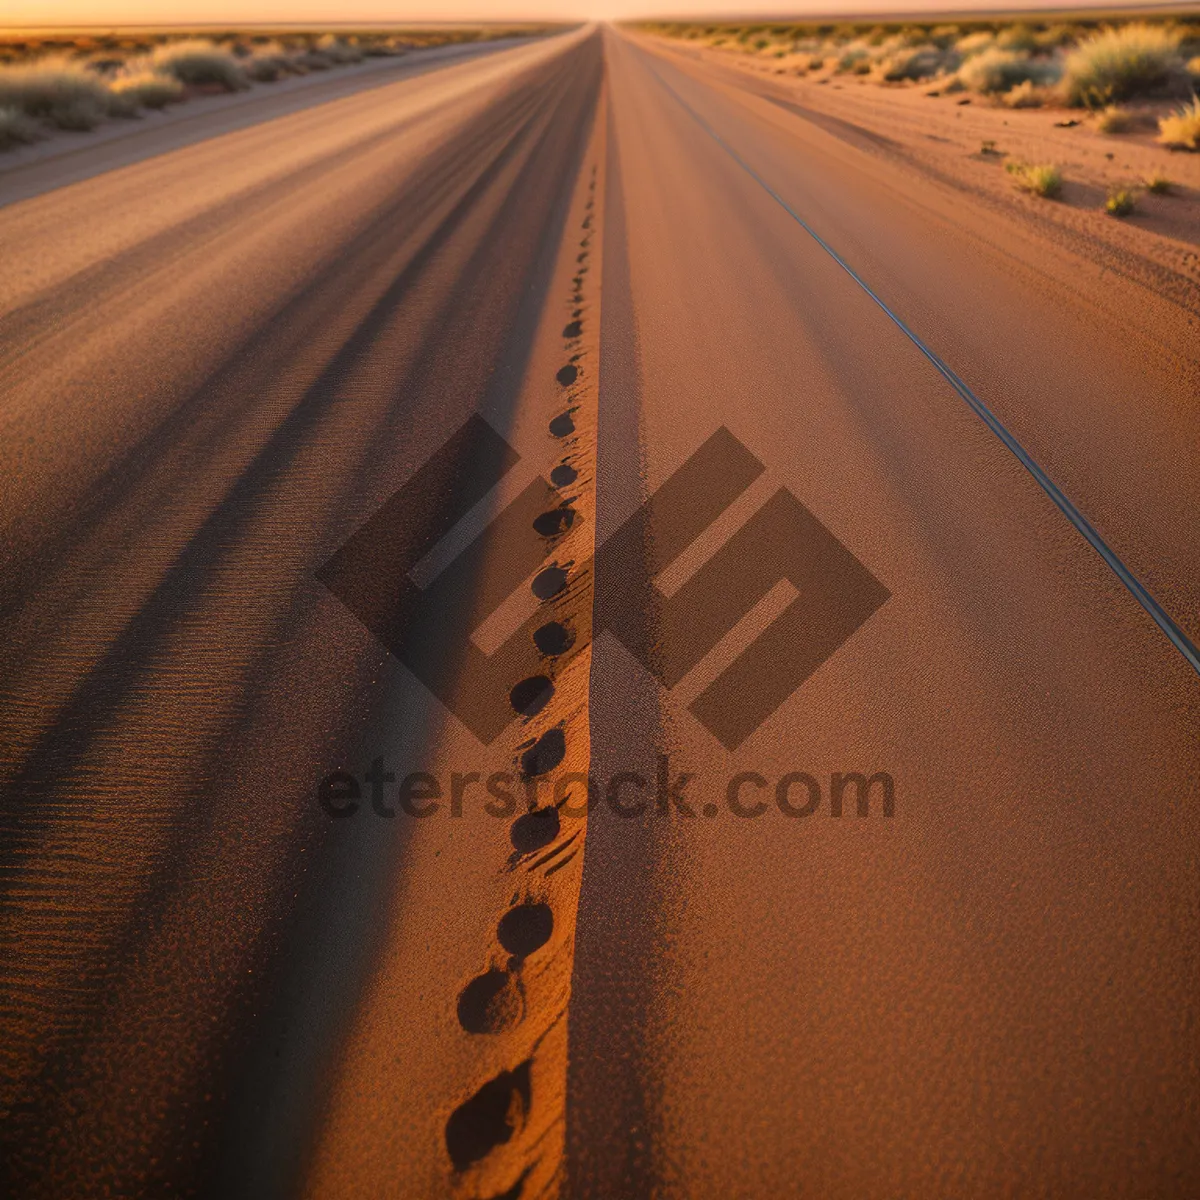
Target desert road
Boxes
[1,23,1199,1200]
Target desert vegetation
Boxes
[1094,103,1138,132]
[643,14,1200,148]
[1004,159,1063,197]
[0,26,549,149]
[0,56,116,129]
[0,103,40,148]
[1104,185,1137,214]
[1158,96,1200,147]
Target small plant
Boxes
[1158,97,1200,149]
[1063,23,1183,105]
[1104,186,1136,216]
[980,138,1000,154]
[1143,171,1171,193]
[1005,159,1063,197]
[1095,105,1136,133]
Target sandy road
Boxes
[1,22,1198,1200]
[0,26,603,1198]
[572,30,1200,1199]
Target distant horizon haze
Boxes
[3,0,1194,30]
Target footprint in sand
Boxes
[533,507,575,537]
[445,1062,531,1170]
[458,968,524,1035]
[520,727,566,778]
[498,902,554,958]
[531,566,568,600]
[510,675,554,717]
[532,621,573,656]
[511,805,560,855]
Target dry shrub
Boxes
[1003,80,1046,107]
[1005,159,1063,197]
[0,57,112,129]
[1063,24,1183,105]
[958,48,1060,94]
[0,102,42,148]
[110,70,183,109]
[1095,104,1137,132]
[314,35,364,64]
[876,42,953,81]
[148,40,248,91]
[955,31,995,58]
[1158,97,1200,148]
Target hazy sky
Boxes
[2,0,1131,28]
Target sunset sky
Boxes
[0,0,1149,28]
